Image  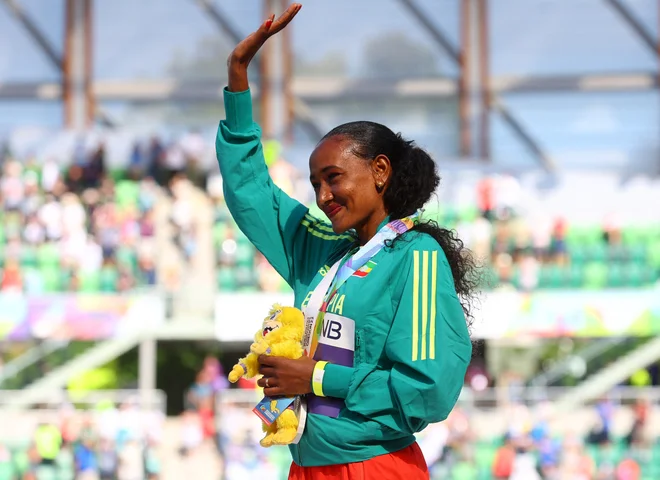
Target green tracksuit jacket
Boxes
[216,88,472,467]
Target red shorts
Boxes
[288,442,429,480]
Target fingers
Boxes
[266,3,302,36]
[258,365,276,377]
[263,387,284,398]
[258,354,278,366]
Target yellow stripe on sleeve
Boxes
[412,251,420,362]
[430,250,437,360]
[421,251,429,361]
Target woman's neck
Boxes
[355,210,389,245]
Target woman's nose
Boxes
[318,184,333,204]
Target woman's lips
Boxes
[326,205,342,218]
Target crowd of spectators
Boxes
[0,146,159,294]
[0,399,163,480]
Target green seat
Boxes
[569,245,588,265]
[115,180,140,209]
[648,241,660,269]
[586,243,607,263]
[213,223,230,245]
[12,448,29,476]
[35,465,58,480]
[40,266,62,292]
[622,226,647,246]
[629,243,647,263]
[236,265,256,288]
[116,247,137,272]
[78,270,100,292]
[235,240,255,267]
[0,462,12,480]
[20,246,37,267]
[539,265,563,289]
[583,262,608,289]
[22,267,45,294]
[624,263,645,287]
[99,266,119,292]
[217,268,237,291]
[567,264,584,288]
[608,244,629,262]
[607,263,625,288]
[37,243,60,268]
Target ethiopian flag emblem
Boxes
[353,260,377,278]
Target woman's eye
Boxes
[327,173,340,182]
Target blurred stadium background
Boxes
[1,0,660,478]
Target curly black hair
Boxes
[322,121,480,326]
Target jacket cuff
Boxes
[223,87,255,132]
[322,364,354,399]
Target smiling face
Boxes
[261,310,282,338]
[309,136,391,244]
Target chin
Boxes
[329,217,351,235]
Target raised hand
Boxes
[227,3,302,92]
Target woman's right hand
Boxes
[227,2,302,92]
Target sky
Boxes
[0,0,659,172]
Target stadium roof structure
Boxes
[1,0,659,175]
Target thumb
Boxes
[260,14,275,35]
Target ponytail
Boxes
[322,121,480,326]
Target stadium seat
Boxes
[34,465,58,480]
[115,180,140,209]
[99,266,119,292]
[116,247,138,273]
[217,268,238,291]
[78,270,101,292]
[539,265,564,289]
[22,267,45,294]
[37,243,60,268]
[41,266,62,292]
[235,239,255,268]
[648,241,660,269]
[566,264,584,288]
[12,448,29,476]
[607,263,625,288]
[20,246,37,268]
[583,262,608,289]
[0,461,12,480]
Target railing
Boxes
[215,385,660,412]
[0,340,69,387]
[0,388,166,414]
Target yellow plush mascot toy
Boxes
[228,304,304,447]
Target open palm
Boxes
[228,3,302,68]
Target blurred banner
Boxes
[215,292,294,342]
[215,288,660,342]
[0,293,164,341]
[473,287,660,339]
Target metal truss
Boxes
[1,0,658,160]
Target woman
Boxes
[216,4,476,478]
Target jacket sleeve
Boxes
[321,242,472,434]
[215,88,353,287]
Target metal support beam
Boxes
[2,0,62,70]
[3,0,112,127]
[397,0,555,171]
[477,0,491,159]
[604,0,657,55]
[281,0,295,143]
[193,0,324,140]
[398,0,460,63]
[458,0,472,157]
[84,0,94,126]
